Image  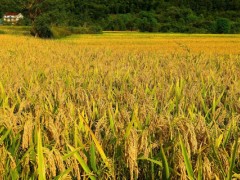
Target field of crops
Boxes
[0,33,240,179]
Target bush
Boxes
[68,26,89,34]
[16,17,31,26]
[192,20,216,33]
[51,25,102,39]
[106,16,127,31]
[88,25,102,34]
[69,26,102,34]
[105,14,138,31]
[137,12,159,32]
[51,27,72,38]
[230,22,240,33]
[186,14,199,23]
[159,23,182,33]
[158,23,172,32]
[215,18,231,34]
[31,16,53,38]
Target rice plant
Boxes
[0,33,240,179]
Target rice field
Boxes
[0,32,240,179]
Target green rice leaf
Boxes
[0,128,11,145]
[68,144,96,180]
[179,136,195,180]
[54,167,73,180]
[160,145,170,180]
[90,142,98,173]
[227,137,238,180]
[37,127,46,180]
[138,157,163,167]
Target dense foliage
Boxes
[1,0,240,33]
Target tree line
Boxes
[1,0,240,36]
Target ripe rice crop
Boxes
[0,33,240,179]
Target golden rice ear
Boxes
[22,119,33,149]
[0,146,8,178]
[44,117,60,145]
[44,148,57,178]
[203,156,213,180]
[53,149,66,173]
[125,129,139,180]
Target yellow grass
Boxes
[0,33,240,179]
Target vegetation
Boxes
[0,26,31,35]
[0,25,102,39]
[31,15,53,38]
[215,18,231,34]
[1,0,240,35]
[0,33,239,179]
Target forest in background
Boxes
[1,0,240,34]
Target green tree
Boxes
[215,18,231,33]
[137,11,159,32]
[31,15,53,38]
[106,16,126,31]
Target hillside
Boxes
[0,0,240,33]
